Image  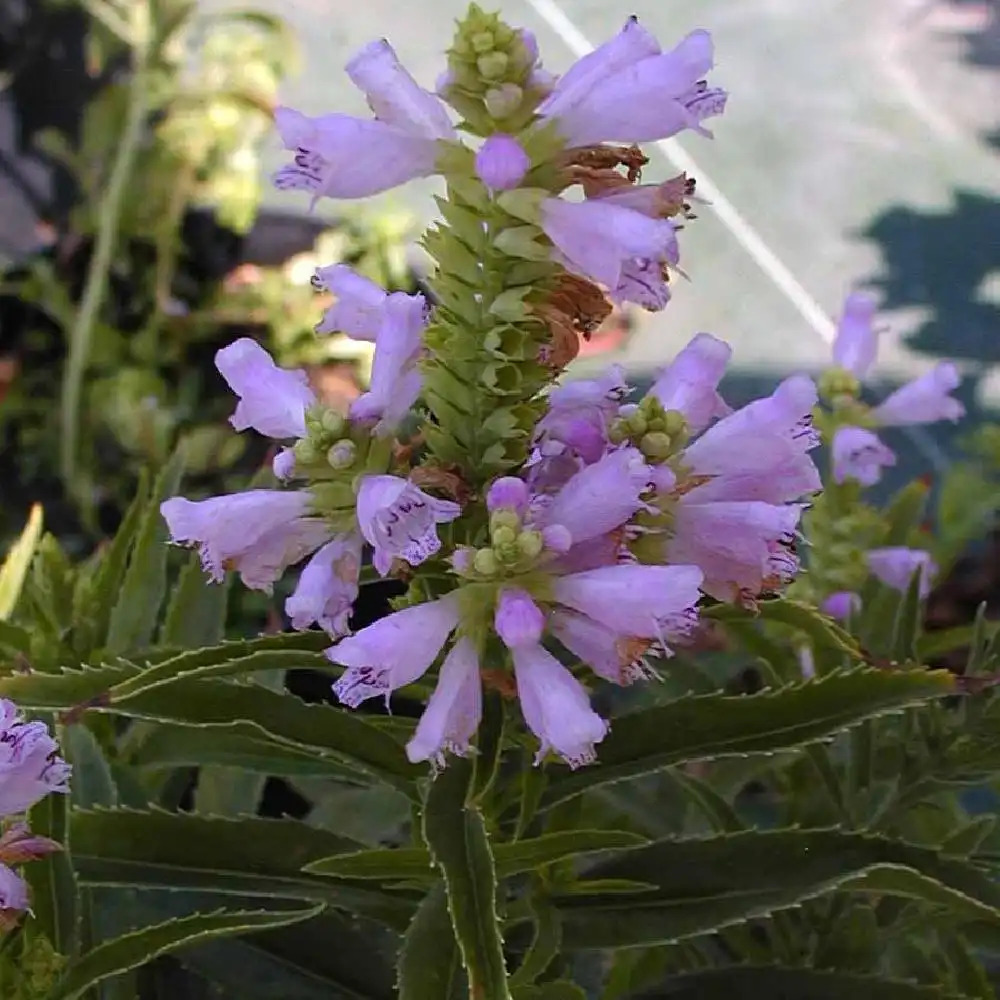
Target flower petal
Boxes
[872,363,965,427]
[215,338,315,439]
[867,547,937,597]
[406,637,482,764]
[551,610,655,685]
[328,596,460,707]
[831,292,879,377]
[832,426,896,486]
[475,134,530,191]
[513,644,608,767]
[314,264,388,339]
[0,700,71,816]
[285,532,362,636]
[495,588,546,648]
[346,39,455,140]
[649,332,732,433]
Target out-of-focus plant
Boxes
[0,0,416,542]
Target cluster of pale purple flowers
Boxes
[272,19,725,313]
[167,14,975,769]
[820,293,964,617]
[0,699,70,925]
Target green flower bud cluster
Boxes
[443,3,545,134]
[294,408,354,470]
[610,397,690,463]
[467,507,545,578]
[800,491,884,595]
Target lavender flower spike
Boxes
[832,426,896,486]
[540,198,678,296]
[649,332,732,433]
[215,338,316,440]
[831,292,879,378]
[161,491,331,591]
[285,532,363,636]
[0,700,70,816]
[356,475,462,575]
[329,596,460,707]
[406,637,482,765]
[540,24,726,146]
[871,363,965,427]
[867,547,937,598]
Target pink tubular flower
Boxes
[550,610,657,685]
[161,491,331,591]
[867,547,937,598]
[487,477,530,515]
[215,338,316,440]
[649,332,732,433]
[356,475,462,576]
[667,501,803,602]
[591,176,692,218]
[272,40,453,204]
[0,701,70,816]
[823,591,861,621]
[553,563,703,642]
[329,595,460,707]
[831,292,879,377]
[285,532,363,636]
[349,291,428,433]
[539,21,726,146]
[313,264,389,339]
[680,375,821,502]
[346,40,455,141]
[540,198,678,299]
[538,447,651,545]
[871,363,965,427]
[406,637,482,765]
[513,644,609,768]
[832,426,896,486]
[475,134,530,191]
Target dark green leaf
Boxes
[159,554,231,647]
[70,809,416,929]
[707,599,860,657]
[106,678,420,795]
[27,779,78,956]
[45,905,322,1000]
[79,472,148,655]
[64,723,117,809]
[0,663,138,710]
[509,898,560,988]
[106,448,185,655]
[0,618,32,654]
[423,759,511,999]
[556,828,1000,949]
[542,668,953,808]
[512,983,585,1000]
[398,885,462,1000]
[632,966,972,999]
[305,830,647,881]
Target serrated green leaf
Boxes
[0,663,139,710]
[305,830,647,882]
[69,808,416,928]
[423,759,511,999]
[110,647,331,701]
[104,678,420,794]
[45,904,322,1000]
[707,598,861,657]
[541,668,953,809]
[942,815,997,857]
[398,884,462,1000]
[0,618,31,653]
[509,898,560,989]
[555,828,1000,949]
[106,449,185,655]
[182,908,398,1000]
[0,503,43,619]
[27,777,78,956]
[631,966,972,999]
[128,724,353,779]
[64,723,118,809]
[159,554,231,647]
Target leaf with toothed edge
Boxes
[554,827,1000,950]
[540,668,954,809]
[43,904,323,1000]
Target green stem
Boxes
[60,5,151,493]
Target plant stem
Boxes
[60,3,151,494]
